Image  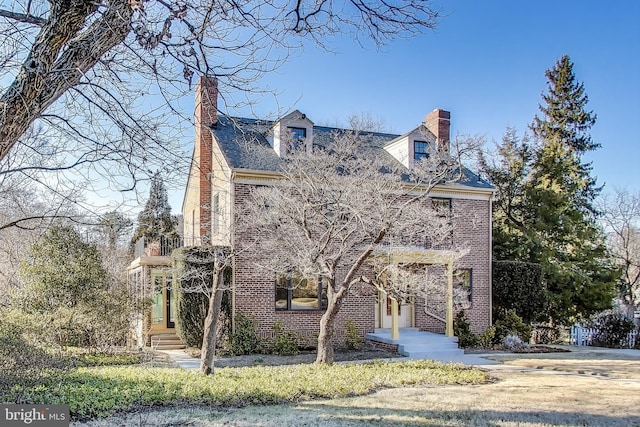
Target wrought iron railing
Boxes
[133,236,183,258]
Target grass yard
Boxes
[2,359,486,420]
[70,352,640,427]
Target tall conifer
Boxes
[131,173,178,245]
[527,55,616,324]
[482,56,617,325]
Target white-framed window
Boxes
[287,126,307,152]
[414,140,430,161]
[212,194,220,233]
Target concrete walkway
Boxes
[159,342,639,371]
[160,349,500,370]
[161,349,201,370]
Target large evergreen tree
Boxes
[479,128,533,260]
[483,55,617,325]
[131,173,178,245]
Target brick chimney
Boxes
[193,75,218,245]
[424,109,450,151]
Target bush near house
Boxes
[493,309,532,344]
[18,224,130,350]
[343,320,365,351]
[453,311,479,348]
[588,310,635,348]
[270,322,300,356]
[225,313,262,355]
[493,260,547,324]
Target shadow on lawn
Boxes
[294,402,639,427]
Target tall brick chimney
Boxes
[424,109,450,152]
[193,75,218,245]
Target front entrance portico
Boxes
[369,247,461,339]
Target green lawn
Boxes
[2,360,487,420]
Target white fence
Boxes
[570,324,638,348]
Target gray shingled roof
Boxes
[212,116,493,189]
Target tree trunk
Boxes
[200,269,224,375]
[315,286,346,364]
[0,0,132,160]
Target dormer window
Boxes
[270,110,313,157]
[288,127,307,151]
[414,141,429,161]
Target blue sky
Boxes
[167,0,639,210]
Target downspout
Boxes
[488,195,493,327]
[445,258,454,337]
[230,170,236,334]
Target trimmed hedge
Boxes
[492,260,548,324]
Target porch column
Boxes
[391,297,399,340]
[445,259,454,337]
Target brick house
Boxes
[177,76,495,348]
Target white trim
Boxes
[231,168,493,199]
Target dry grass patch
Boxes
[485,351,640,380]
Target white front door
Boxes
[375,293,413,329]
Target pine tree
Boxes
[479,127,533,261]
[131,173,178,245]
[482,56,617,326]
[526,55,616,324]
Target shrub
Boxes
[493,309,531,345]
[453,311,479,348]
[271,322,299,356]
[175,287,209,348]
[492,260,547,324]
[227,313,262,355]
[343,320,364,351]
[17,224,130,351]
[589,310,635,348]
[0,314,70,400]
[503,334,526,351]
[478,326,496,348]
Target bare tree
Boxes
[240,128,477,363]
[0,0,442,192]
[599,188,640,317]
[172,246,231,374]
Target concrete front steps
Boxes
[150,333,186,350]
[366,328,464,360]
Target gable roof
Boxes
[211,115,493,190]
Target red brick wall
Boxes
[193,76,218,244]
[232,182,376,348]
[231,182,492,346]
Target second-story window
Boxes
[288,127,307,151]
[454,268,472,309]
[414,140,429,161]
[212,194,220,233]
[427,197,453,249]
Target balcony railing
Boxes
[134,236,183,258]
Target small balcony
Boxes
[133,236,183,258]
